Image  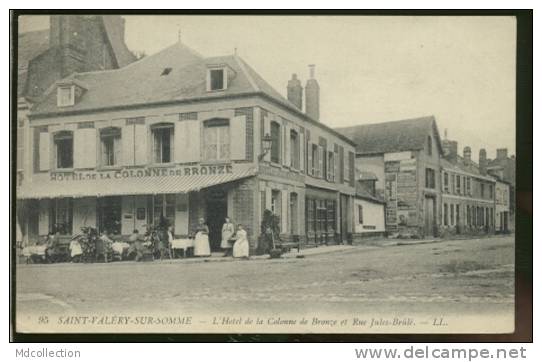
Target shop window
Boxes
[317,200,327,233]
[100,127,121,167]
[425,168,435,189]
[54,131,74,169]
[327,200,336,233]
[467,206,471,226]
[290,130,300,169]
[456,204,460,225]
[152,194,176,227]
[443,203,448,226]
[306,198,315,233]
[450,203,455,225]
[311,144,319,176]
[456,175,461,194]
[50,198,73,235]
[203,118,230,161]
[152,123,174,164]
[270,121,281,164]
[444,172,449,193]
[98,197,121,235]
[358,204,363,224]
[427,135,432,156]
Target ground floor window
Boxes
[450,203,455,225]
[456,204,460,226]
[50,198,73,235]
[152,194,175,227]
[443,203,448,226]
[306,197,336,236]
[98,197,121,235]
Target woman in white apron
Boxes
[69,237,83,262]
[193,218,211,257]
[233,224,249,259]
[221,217,235,257]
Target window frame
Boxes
[358,204,363,224]
[203,118,231,162]
[270,121,281,164]
[99,127,121,167]
[54,131,74,170]
[427,135,432,156]
[207,67,228,92]
[57,85,75,107]
[425,168,435,189]
[151,123,175,164]
[289,129,300,169]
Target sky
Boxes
[19,15,516,161]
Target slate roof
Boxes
[334,116,443,155]
[355,183,385,204]
[30,41,355,145]
[17,29,50,97]
[440,157,494,181]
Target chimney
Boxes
[479,148,487,175]
[287,73,303,110]
[497,148,508,160]
[305,64,320,121]
[463,146,472,162]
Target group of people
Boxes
[186,217,249,259]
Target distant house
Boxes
[353,171,386,241]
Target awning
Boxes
[17,164,257,199]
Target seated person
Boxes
[127,229,145,261]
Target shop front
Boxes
[305,186,342,245]
[17,163,257,245]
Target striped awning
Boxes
[17,164,257,199]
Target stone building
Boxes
[352,171,386,241]
[17,40,356,252]
[335,116,443,238]
[440,138,497,235]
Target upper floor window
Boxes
[481,183,486,198]
[456,175,461,194]
[443,172,449,192]
[100,127,121,167]
[425,168,435,189]
[327,151,335,181]
[54,131,73,169]
[207,67,227,91]
[344,151,351,182]
[489,184,494,199]
[203,118,230,161]
[427,135,432,156]
[270,121,281,164]
[151,123,174,164]
[311,144,319,176]
[57,85,74,107]
[466,177,471,195]
[290,129,300,169]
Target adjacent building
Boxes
[353,171,386,241]
[336,116,443,238]
[17,40,356,252]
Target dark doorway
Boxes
[206,191,228,251]
[424,196,437,237]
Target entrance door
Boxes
[424,196,436,237]
[206,198,228,251]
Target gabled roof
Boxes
[334,116,443,155]
[17,29,50,97]
[29,41,355,145]
[441,157,495,182]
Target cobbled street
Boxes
[15,235,514,333]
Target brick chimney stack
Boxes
[287,73,303,110]
[463,146,472,163]
[497,148,508,160]
[305,64,320,121]
[479,148,487,175]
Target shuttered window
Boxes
[100,127,121,167]
[54,131,74,169]
[270,121,281,164]
[203,119,230,161]
[152,123,174,164]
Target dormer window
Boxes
[57,85,75,107]
[207,67,227,91]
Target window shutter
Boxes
[230,115,246,160]
[134,124,147,165]
[187,120,201,162]
[284,124,291,167]
[38,132,50,171]
[122,124,135,166]
[339,146,344,183]
[281,191,288,233]
[306,131,312,176]
[174,121,186,163]
[318,146,324,178]
[74,128,96,169]
[299,129,304,172]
